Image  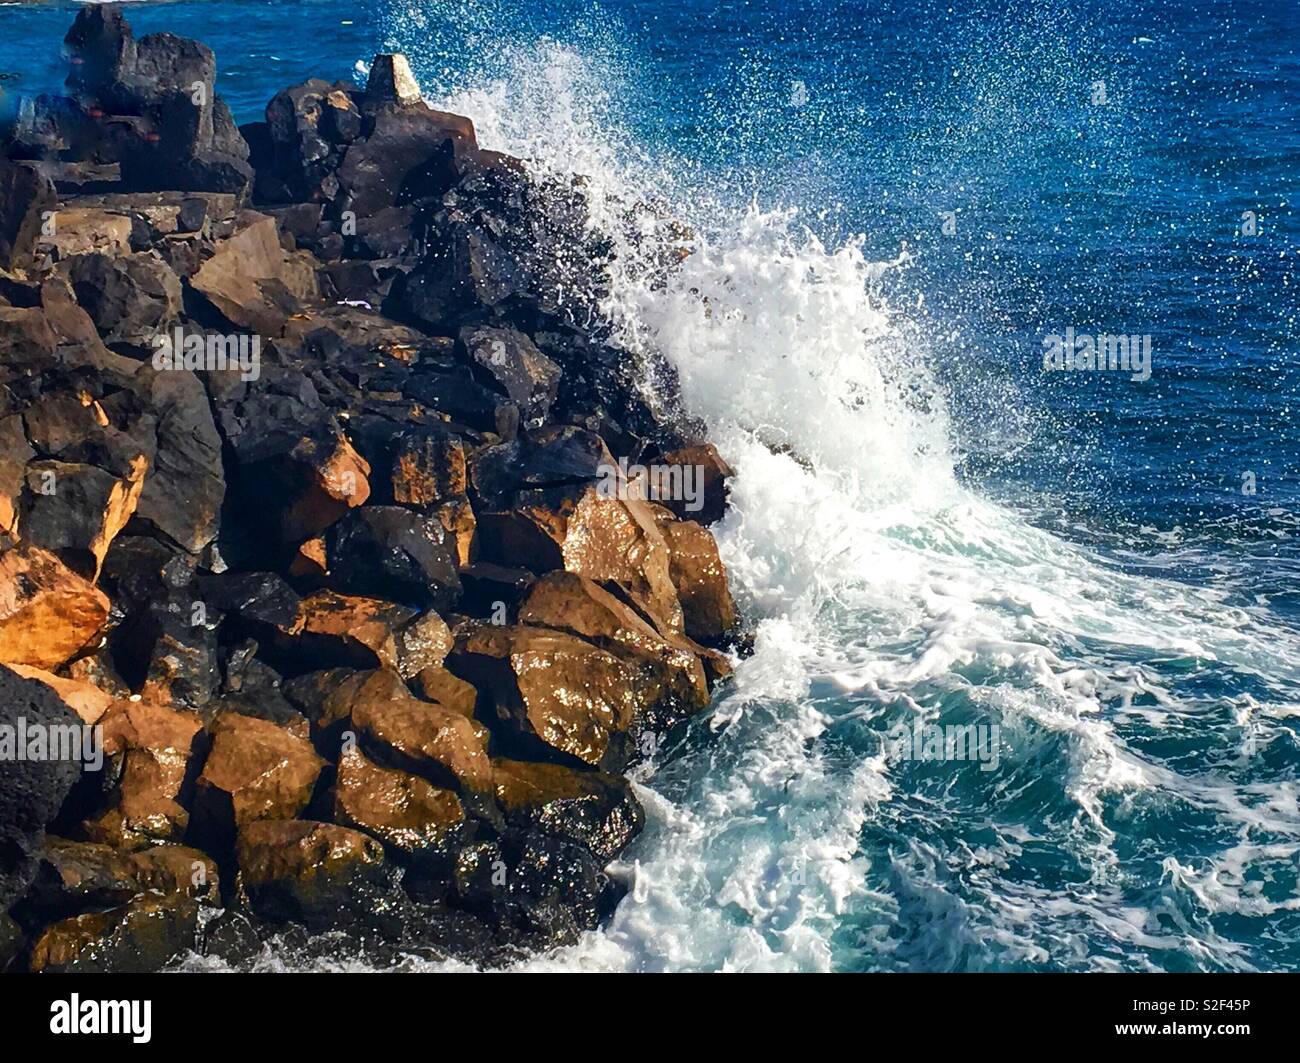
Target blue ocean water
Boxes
[3,0,1297,972]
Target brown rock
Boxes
[343,668,493,792]
[82,699,203,849]
[41,207,134,261]
[452,624,642,770]
[189,210,320,334]
[652,510,738,645]
[561,486,684,635]
[391,431,466,506]
[518,571,709,710]
[194,713,324,831]
[29,892,202,973]
[333,747,465,855]
[280,431,371,541]
[235,819,388,925]
[32,837,218,912]
[0,542,109,669]
[411,664,478,718]
[436,497,477,567]
[280,589,413,671]
[493,757,644,861]
[660,442,734,525]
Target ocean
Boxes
[2,0,1297,972]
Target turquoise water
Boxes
[3,0,1298,971]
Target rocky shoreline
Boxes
[0,5,740,970]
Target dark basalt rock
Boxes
[324,505,461,611]
[0,667,86,910]
[0,159,56,271]
[60,250,181,348]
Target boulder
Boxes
[348,670,494,794]
[390,428,466,507]
[517,571,709,710]
[4,665,114,725]
[40,206,134,261]
[188,211,320,334]
[333,747,467,860]
[450,624,643,771]
[493,757,643,862]
[365,54,424,107]
[653,511,739,645]
[0,666,85,908]
[28,893,202,973]
[324,506,461,611]
[453,831,613,945]
[234,818,394,931]
[26,837,218,916]
[460,324,560,425]
[62,250,182,348]
[20,453,148,580]
[193,712,324,837]
[82,699,203,849]
[0,159,56,271]
[337,103,476,218]
[277,590,419,673]
[0,543,109,670]
[659,442,733,525]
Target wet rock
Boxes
[0,665,85,908]
[470,426,613,510]
[278,429,371,541]
[450,624,642,771]
[653,510,739,645]
[325,505,461,611]
[25,837,218,917]
[333,746,467,864]
[517,571,709,711]
[82,699,203,849]
[659,442,734,525]
[561,486,684,635]
[460,325,561,426]
[453,831,613,946]
[390,427,467,507]
[411,664,479,718]
[276,590,417,673]
[493,757,643,862]
[28,892,202,972]
[234,818,395,931]
[347,669,494,794]
[193,712,324,838]
[0,543,109,670]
